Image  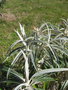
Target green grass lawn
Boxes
[0,0,68,61]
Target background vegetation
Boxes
[0,0,68,61]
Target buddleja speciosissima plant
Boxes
[3,19,68,90]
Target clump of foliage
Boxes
[0,0,6,7]
[2,19,68,90]
[0,0,68,61]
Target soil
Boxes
[0,13,16,21]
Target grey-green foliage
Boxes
[0,0,6,7]
[4,19,68,90]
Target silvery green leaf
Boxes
[7,68,25,82]
[31,68,68,79]
[9,40,22,49]
[63,80,68,90]
[32,76,54,85]
[54,33,63,39]
[7,51,23,79]
[52,45,68,56]
[61,80,68,90]
[56,37,68,41]
[0,80,19,84]
[45,61,54,68]
[7,68,11,79]
[47,44,57,62]
[15,30,27,46]
[19,23,26,37]
[14,83,27,90]
[11,51,23,66]
[61,19,68,26]
[21,50,29,81]
[30,52,37,71]
[25,37,34,41]
[46,23,51,43]
[39,23,47,31]
[3,57,9,63]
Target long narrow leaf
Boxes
[7,68,25,82]
[0,80,19,84]
[9,40,22,49]
[31,76,54,85]
[21,50,29,81]
[31,68,68,79]
[11,51,23,66]
[15,30,26,46]
[14,83,27,90]
[30,52,37,71]
[19,23,26,37]
[61,80,68,90]
[47,44,59,67]
[52,45,68,56]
